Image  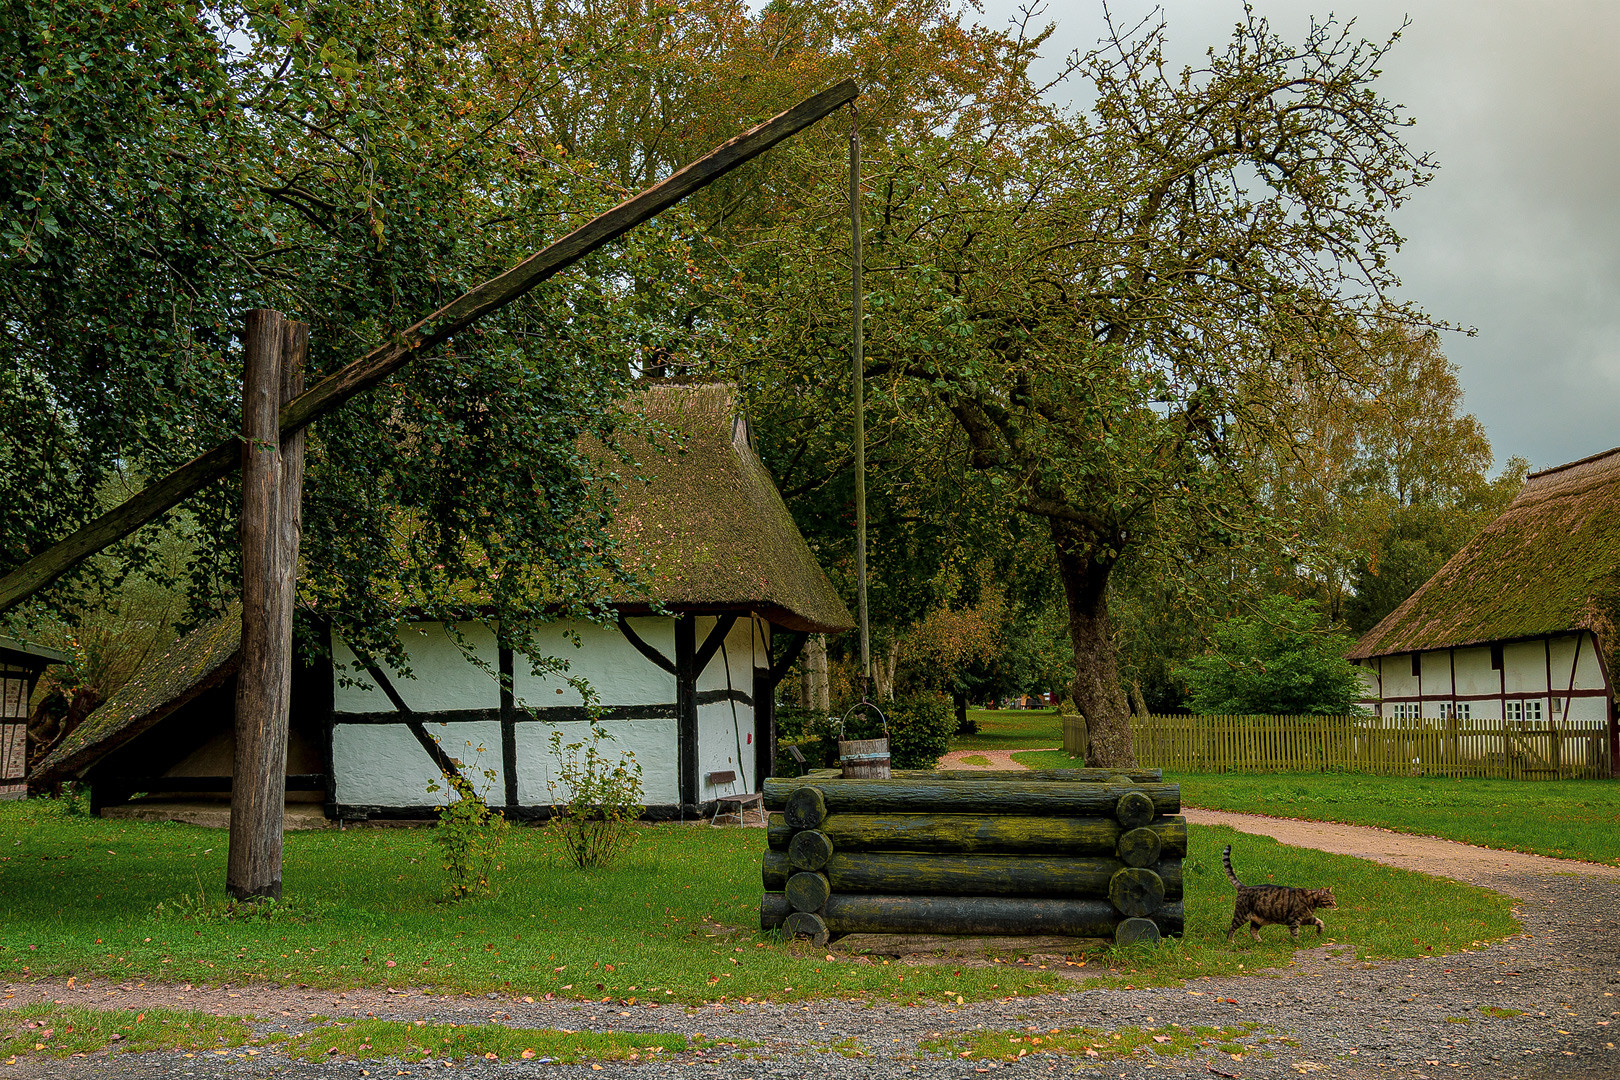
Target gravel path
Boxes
[6,811,1618,1079]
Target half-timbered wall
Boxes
[328,614,762,815]
[1356,632,1610,722]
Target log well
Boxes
[762,774,1186,942]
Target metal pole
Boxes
[850,106,870,694]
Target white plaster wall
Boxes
[1419,651,1453,697]
[1503,641,1549,696]
[333,720,504,806]
[331,623,500,714]
[1379,658,1418,701]
[698,700,756,796]
[1453,647,1499,697]
[694,617,758,794]
[695,617,757,692]
[512,719,679,806]
[511,618,677,708]
[1567,695,1609,722]
[1355,666,1379,701]
[753,617,771,671]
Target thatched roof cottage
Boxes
[34,383,853,819]
[1347,447,1620,776]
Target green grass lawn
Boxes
[0,798,1514,1003]
[1013,750,1620,865]
[951,709,1062,752]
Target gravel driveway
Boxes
[5,810,1617,1079]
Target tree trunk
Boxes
[801,635,830,711]
[1051,519,1136,768]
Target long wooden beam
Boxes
[0,79,859,614]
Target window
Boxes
[1439,702,1470,720]
[1390,702,1420,720]
[1506,699,1543,722]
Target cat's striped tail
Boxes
[1221,844,1245,888]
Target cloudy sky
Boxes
[973,0,1620,472]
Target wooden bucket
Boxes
[839,737,891,779]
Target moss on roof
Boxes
[32,606,241,782]
[601,382,853,634]
[1349,447,1620,659]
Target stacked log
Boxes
[760,774,1184,947]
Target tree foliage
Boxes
[1,0,702,668]
[1175,595,1364,716]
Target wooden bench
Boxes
[706,770,763,825]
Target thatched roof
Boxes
[603,382,853,634]
[1348,446,1620,659]
[32,607,241,783]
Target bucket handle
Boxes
[837,700,888,741]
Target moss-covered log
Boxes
[789,829,834,871]
[1114,917,1161,946]
[761,891,790,929]
[787,871,831,912]
[1108,866,1165,917]
[897,768,1162,783]
[767,813,1188,857]
[782,911,830,945]
[818,895,1184,938]
[1116,827,1162,868]
[763,778,1179,817]
[1114,790,1155,829]
[819,851,1183,900]
[784,785,828,830]
[763,850,790,891]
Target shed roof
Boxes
[32,607,240,783]
[1348,446,1620,659]
[0,635,70,666]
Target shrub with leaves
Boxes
[427,767,509,901]
[545,722,644,870]
[882,695,957,769]
[1175,595,1366,716]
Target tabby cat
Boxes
[1223,844,1337,942]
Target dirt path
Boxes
[1183,807,1620,892]
[937,748,1054,770]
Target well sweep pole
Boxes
[850,105,869,692]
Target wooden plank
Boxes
[822,852,1183,900]
[817,894,1185,938]
[0,80,861,615]
[763,777,1180,817]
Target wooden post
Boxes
[227,311,308,902]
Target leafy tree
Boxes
[1,1,698,668]
[717,8,1438,765]
[1175,595,1364,716]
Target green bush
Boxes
[773,697,956,773]
[545,721,645,870]
[880,695,955,770]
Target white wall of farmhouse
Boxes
[511,618,677,707]
[1356,631,1610,723]
[327,613,769,814]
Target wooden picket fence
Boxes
[1128,713,1614,780]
